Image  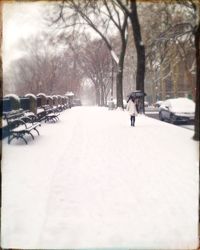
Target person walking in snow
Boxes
[126,96,138,126]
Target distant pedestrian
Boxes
[126,96,138,126]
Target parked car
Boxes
[159,97,195,124]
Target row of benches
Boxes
[3,106,61,145]
[36,105,60,123]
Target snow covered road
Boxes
[1,107,199,249]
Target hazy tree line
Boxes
[3,0,199,140]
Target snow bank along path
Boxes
[1,107,199,249]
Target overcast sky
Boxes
[3,1,118,71]
[3,2,49,69]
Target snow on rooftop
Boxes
[1,106,199,249]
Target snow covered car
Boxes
[159,97,195,124]
[154,100,163,108]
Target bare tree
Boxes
[143,1,199,140]
[4,33,59,95]
[115,0,145,112]
[3,31,84,96]
[50,0,128,108]
[79,38,113,106]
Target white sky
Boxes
[1,107,199,249]
[2,1,118,71]
[3,2,49,69]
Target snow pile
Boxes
[37,93,47,97]
[25,93,37,100]
[4,94,20,102]
[1,107,199,249]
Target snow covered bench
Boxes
[45,112,60,123]
[5,109,41,144]
[37,108,47,122]
[43,106,60,123]
[37,106,60,123]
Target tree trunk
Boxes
[193,22,200,141]
[160,64,166,100]
[95,86,100,106]
[116,31,127,109]
[116,53,124,109]
[129,1,145,112]
[100,84,105,106]
[185,68,196,99]
[116,66,123,108]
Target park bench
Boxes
[43,105,60,123]
[37,108,47,122]
[5,109,41,144]
[37,106,60,123]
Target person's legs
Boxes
[130,116,133,126]
[131,115,135,126]
[133,115,135,126]
[130,115,135,126]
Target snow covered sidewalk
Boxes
[1,106,199,249]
